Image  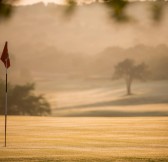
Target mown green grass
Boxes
[0,116,168,162]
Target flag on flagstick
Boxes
[1,41,10,147]
[1,41,10,68]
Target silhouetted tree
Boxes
[113,59,148,95]
[0,80,51,116]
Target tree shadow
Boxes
[67,110,168,117]
[57,95,168,110]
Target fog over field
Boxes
[0,2,168,81]
[1,2,168,162]
[0,2,168,116]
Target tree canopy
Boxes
[113,59,148,95]
[0,80,51,115]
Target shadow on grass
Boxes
[57,95,168,110]
[65,110,168,117]
[0,157,168,162]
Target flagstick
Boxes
[5,60,8,147]
[1,42,10,147]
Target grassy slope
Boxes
[43,80,168,117]
[0,116,168,162]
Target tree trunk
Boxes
[126,78,132,95]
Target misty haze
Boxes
[0,2,168,117]
[0,1,168,161]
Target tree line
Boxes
[0,80,51,116]
[0,0,167,22]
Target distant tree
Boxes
[0,80,51,116]
[113,59,148,95]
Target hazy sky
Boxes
[16,0,92,5]
[0,1,168,87]
[16,0,149,5]
[16,0,62,5]
[1,2,168,55]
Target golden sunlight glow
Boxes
[16,0,64,5]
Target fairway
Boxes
[0,116,168,162]
[34,79,168,117]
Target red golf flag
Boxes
[1,41,10,68]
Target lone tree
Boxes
[113,59,148,95]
